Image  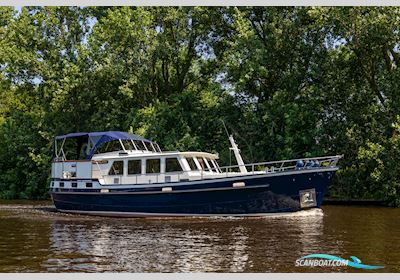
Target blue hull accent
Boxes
[51,169,336,216]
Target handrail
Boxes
[219,155,343,173]
[86,155,342,185]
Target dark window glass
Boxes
[210,159,219,172]
[72,182,77,188]
[197,157,207,170]
[166,158,183,173]
[86,182,92,188]
[122,140,134,151]
[144,142,154,151]
[97,140,123,154]
[186,157,198,170]
[203,158,212,171]
[128,160,141,174]
[208,159,215,171]
[146,159,160,173]
[62,136,89,160]
[108,161,123,175]
[134,140,146,151]
[60,182,64,187]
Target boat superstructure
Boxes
[50,131,341,217]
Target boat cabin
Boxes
[51,131,222,187]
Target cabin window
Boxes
[197,157,207,170]
[97,141,124,154]
[144,142,154,152]
[203,158,212,171]
[122,140,135,151]
[166,158,183,173]
[62,136,89,160]
[146,159,160,173]
[128,160,142,175]
[186,157,198,171]
[210,159,219,172]
[108,160,124,175]
[155,143,162,152]
[134,140,146,151]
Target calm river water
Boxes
[0,201,399,272]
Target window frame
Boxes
[202,157,213,172]
[210,159,220,173]
[186,157,199,171]
[196,157,208,171]
[144,141,154,152]
[134,140,146,151]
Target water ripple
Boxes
[0,203,399,272]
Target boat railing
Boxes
[90,155,342,184]
[219,155,343,177]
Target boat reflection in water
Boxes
[1,204,397,272]
[44,210,326,272]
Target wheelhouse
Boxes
[54,131,161,161]
[51,131,222,187]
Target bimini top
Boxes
[55,131,152,142]
[55,131,155,160]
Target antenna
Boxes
[221,120,230,139]
[221,119,248,173]
[221,120,232,166]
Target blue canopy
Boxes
[55,131,154,159]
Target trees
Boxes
[0,7,399,205]
[0,7,91,198]
[215,7,400,204]
[319,7,400,204]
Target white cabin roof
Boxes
[91,150,219,160]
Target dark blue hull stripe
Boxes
[53,184,269,195]
[51,169,335,215]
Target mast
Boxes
[229,135,248,174]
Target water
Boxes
[0,201,399,272]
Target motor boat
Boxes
[50,131,341,217]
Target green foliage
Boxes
[0,7,399,205]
